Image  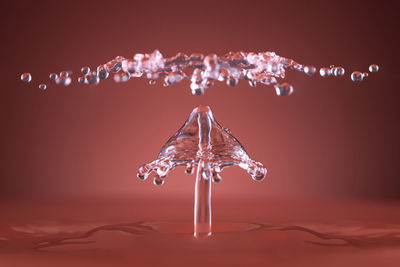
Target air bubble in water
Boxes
[38,84,47,90]
[369,64,379,72]
[351,71,363,82]
[319,67,331,77]
[20,73,32,83]
[274,83,293,96]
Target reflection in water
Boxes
[1,221,400,252]
[258,224,400,247]
[0,222,155,251]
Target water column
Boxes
[194,106,212,237]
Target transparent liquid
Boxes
[137,105,266,237]
[19,50,379,93]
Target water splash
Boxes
[137,105,266,237]
[137,105,267,185]
[19,50,380,94]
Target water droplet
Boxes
[87,73,100,84]
[369,64,379,72]
[362,72,368,78]
[274,83,293,96]
[252,168,266,181]
[149,80,156,85]
[77,76,87,83]
[185,163,194,174]
[212,172,221,183]
[154,175,164,185]
[304,65,316,75]
[351,71,363,82]
[38,84,47,90]
[137,165,151,180]
[319,67,331,77]
[190,82,205,95]
[59,71,71,78]
[332,67,345,77]
[20,73,32,83]
[56,76,72,86]
[97,66,109,80]
[81,66,90,74]
[137,173,146,180]
[49,73,58,80]
[226,77,238,87]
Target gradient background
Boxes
[1,1,400,266]
[1,0,398,202]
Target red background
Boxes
[1,1,400,266]
[1,0,399,202]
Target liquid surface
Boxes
[0,199,399,267]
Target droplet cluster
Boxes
[20,51,380,94]
[318,64,379,83]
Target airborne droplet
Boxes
[56,76,72,86]
[77,76,87,84]
[369,64,379,73]
[319,67,331,77]
[59,71,71,78]
[351,71,363,82]
[274,83,293,96]
[38,84,47,90]
[49,73,58,80]
[304,65,316,75]
[20,73,32,83]
[332,67,345,77]
[81,66,90,74]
